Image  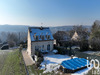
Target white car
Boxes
[52,50,58,54]
[41,50,49,54]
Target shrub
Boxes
[34,51,44,68]
[35,62,40,69]
[35,50,43,57]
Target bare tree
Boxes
[7,32,18,47]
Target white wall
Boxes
[27,30,31,56]
[31,40,54,56]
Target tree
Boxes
[89,20,100,51]
[7,32,19,47]
[53,31,70,46]
[69,25,89,51]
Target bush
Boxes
[37,57,44,63]
[80,40,89,51]
[20,41,27,48]
[8,41,16,47]
[35,50,43,57]
[34,51,44,68]
[54,46,67,54]
[35,62,40,69]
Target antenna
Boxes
[41,22,43,26]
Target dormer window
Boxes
[40,33,42,39]
[46,32,49,39]
[34,33,36,40]
[42,35,44,40]
[36,36,38,40]
[48,35,50,39]
[47,35,50,40]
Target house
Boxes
[71,31,80,41]
[27,27,54,57]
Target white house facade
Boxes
[27,27,54,56]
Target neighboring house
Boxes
[71,31,80,41]
[27,27,54,56]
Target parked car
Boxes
[71,46,80,50]
[1,44,9,50]
[52,50,58,54]
[41,50,49,54]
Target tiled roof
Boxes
[29,27,54,41]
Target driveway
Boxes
[22,50,35,66]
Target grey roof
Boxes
[29,27,54,41]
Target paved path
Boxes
[22,50,34,66]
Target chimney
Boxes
[40,26,43,30]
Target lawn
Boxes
[0,49,26,75]
[0,50,10,72]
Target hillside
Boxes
[0,25,91,34]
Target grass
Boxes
[0,50,9,72]
[0,49,26,75]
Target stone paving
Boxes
[22,50,34,66]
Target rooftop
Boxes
[29,27,54,41]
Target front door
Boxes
[47,44,50,50]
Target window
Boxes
[35,46,38,50]
[42,45,44,48]
[42,35,44,40]
[36,36,38,40]
[34,33,36,39]
[35,46,37,50]
[48,35,50,39]
[47,44,50,50]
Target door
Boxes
[47,44,50,50]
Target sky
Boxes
[0,0,100,26]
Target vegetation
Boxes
[53,25,89,51]
[53,31,70,46]
[0,49,26,75]
[0,50,9,72]
[69,25,89,51]
[0,32,27,47]
[89,20,100,51]
[27,64,60,75]
[35,51,44,68]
